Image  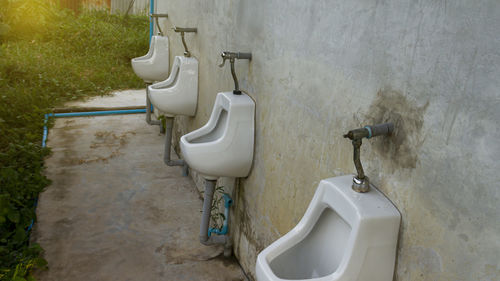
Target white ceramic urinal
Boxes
[180,92,255,180]
[148,56,198,117]
[131,35,170,83]
[256,175,400,281]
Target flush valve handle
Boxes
[218,52,231,68]
[218,57,227,68]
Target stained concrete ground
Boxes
[33,91,247,281]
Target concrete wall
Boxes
[156,1,500,280]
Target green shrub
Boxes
[0,5,149,280]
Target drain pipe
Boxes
[208,193,233,236]
[199,180,232,256]
[145,84,164,133]
[164,117,188,176]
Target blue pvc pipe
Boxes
[50,109,146,118]
[42,114,48,148]
[149,0,154,41]
[28,108,147,233]
[27,114,49,232]
[41,109,145,147]
[208,193,233,237]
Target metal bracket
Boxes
[173,27,197,57]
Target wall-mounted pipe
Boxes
[164,117,188,176]
[218,52,252,95]
[173,27,197,57]
[150,13,168,36]
[343,122,394,193]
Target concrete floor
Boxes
[33,92,247,281]
[64,89,147,108]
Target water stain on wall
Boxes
[366,89,429,171]
[234,188,266,255]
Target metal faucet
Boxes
[343,123,394,193]
[218,52,252,95]
[173,27,197,57]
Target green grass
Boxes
[0,3,149,280]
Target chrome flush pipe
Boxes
[218,52,252,95]
[150,13,168,36]
[343,122,394,193]
[173,27,197,57]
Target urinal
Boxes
[256,175,400,281]
[131,35,170,83]
[180,91,255,180]
[148,55,198,117]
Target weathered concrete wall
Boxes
[156,0,500,280]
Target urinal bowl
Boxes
[180,92,255,180]
[148,56,199,117]
[131,35,170,83]
[256,175,401,281]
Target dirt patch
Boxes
[90,131,135,148]
[155,231,223,265]
[77,130,136,164]
[366,89,429,171]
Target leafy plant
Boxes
[210,185,226,230]
[158,115,167,132]
[0,4,149,280]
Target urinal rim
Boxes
[183,91,254,144]
[131,36,170,82]
[148,35,169,62]
[257,182,361,281]
[132,36,157,62]
[148,70,178,91]
[181,106,230,146]
[149,56,183,90]
[132,35,169,64]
